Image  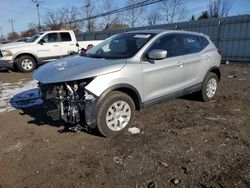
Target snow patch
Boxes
[128,127,141,135]
[0,79,43,113]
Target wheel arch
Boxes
[205,66,221,82]
[97,84,143,111]
[13,52,39,65]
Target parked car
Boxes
[13,37,30,43]
[33,30,221,137]
[0,30,102,72]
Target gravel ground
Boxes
[0,63,249,188]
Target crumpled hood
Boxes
[33,55,126,84]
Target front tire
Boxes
[96,91,135,137]
[201,72,218,102]
[16,55,36,72]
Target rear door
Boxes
[59,32,78,56]
[37,32,61,61]
[181,34,208,87]
[142,34,186,102]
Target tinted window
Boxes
[60,32,72,42]
[199,36,209,48]
[148,34,180,58]
[183,35,203,54]
[42,33,58,43]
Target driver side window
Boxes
[42,33,58,43]
[148,34,180,58]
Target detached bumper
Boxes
[0,59,14,69]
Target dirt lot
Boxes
[0,63,249,188]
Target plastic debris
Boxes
[128,127,141,135]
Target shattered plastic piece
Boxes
[209,100,218,103]
[159,161,169,168]
[128,127,141,135]
[113,156,122,164]
[170,178,181,185]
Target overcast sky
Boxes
[0,0,250,37]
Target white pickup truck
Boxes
[0,30,102,72]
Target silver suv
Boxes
[33,30,221,137]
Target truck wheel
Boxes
[16,55,36,72]
[96,91,135,137]
[201,72,218,102]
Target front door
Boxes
[37,33,61,61]
[142,34,186,102]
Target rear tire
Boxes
[96,91,135,137]
[16,55,36,72]
[201,72,218,102]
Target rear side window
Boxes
[60,32,72,42]
[148,34,181,58]
[183,35,204,54]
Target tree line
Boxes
[7,0,233,40]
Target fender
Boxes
[84,83,143,127]
[12,50,39,63]
[203,66,221,82]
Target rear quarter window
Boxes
[199,36,209,48]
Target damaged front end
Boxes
[39,78,97,128]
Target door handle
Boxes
[53,45,59,47]
[176,62,184,67]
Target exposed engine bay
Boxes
[39,78,97,128]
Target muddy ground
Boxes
[0,63,249,188]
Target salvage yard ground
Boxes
[0,63,249,188]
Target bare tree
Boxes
[208,0,234,18]
[43,10,63,30]
[7,32,20,40]
[147,6,161,26]
[43,6,82,32]
[161,0,187,23]
[60,6,81,33]
[125,0,145,28]
[82,0,96,32]
[20,23,38,37]
[198,11,210,20]
[101,0,116,28]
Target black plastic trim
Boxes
[142,82,202,108]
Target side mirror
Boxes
[147,49,167,60]
[38,39,45,45]
[76,43,79,47]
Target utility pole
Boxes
[9,19,15,34]
[32,0,42,31]
[0,26,3,40]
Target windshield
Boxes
[86,33,155,59]
[26,33,44,43]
